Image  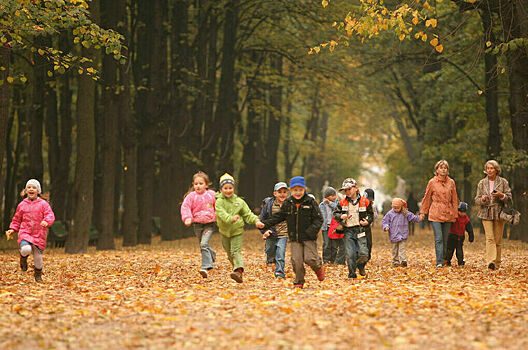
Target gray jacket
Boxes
[474,176,512,221]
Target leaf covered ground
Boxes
[1,226,528,349]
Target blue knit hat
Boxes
[458,202,468,212]
[289,176,306,188]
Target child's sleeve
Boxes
[43,201,55,227]
[381,213,390,231]
[180,193,193,223]
[365,201,374,225]
[420,181,433,214]
[306,200,323,237]
[240,200,259,225]
[406,212,420,223]
[259,200,268,234]
[319,202,327,229]
[9,203,23,231]
[466,221,474,242]
[214,199,232,224]
[263,202,289,228]
[332,202,343,221]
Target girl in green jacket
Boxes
[215,173,265,283]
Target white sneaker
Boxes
[199,269,208,278]
[436,264,443,268]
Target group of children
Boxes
[5,173,474,285]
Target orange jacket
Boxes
[420,176,459,222]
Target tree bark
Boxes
[31,37,46,181]
[0,46,10,226]
[66,0,99,254]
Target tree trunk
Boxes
[501,0,528,241]
[0,46,10,226]
[31,38,46,181]
[97,0,120,250]
[480,9,502,159]
[66,0,99,254]
[215,0,239,177]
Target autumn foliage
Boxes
[1,226,528,349]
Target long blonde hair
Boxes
[182,171,212,200]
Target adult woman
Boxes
[420,160,459,267]
[474,160,512,270]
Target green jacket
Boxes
[215,192,259,237]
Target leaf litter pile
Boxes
[1,227,528,349]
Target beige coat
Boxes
[474,176,512,221]
[420,176,459,222]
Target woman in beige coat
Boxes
[420,160,459,267]
[474,160,512,270]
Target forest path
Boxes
[1,226,528,349]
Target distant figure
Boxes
[474,160,512,270]
[319,187,338,264]
[407,191,419,236]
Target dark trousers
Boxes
[365,227,372,261]
[322,229,332,263]
[445,233,465,265]
[329,238,345,265]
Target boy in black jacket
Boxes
[261,176,324,288]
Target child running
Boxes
[382,198,420,267]
[6,179,55,282]
[215,173,264,283]
[181,171,217,278]
[261,176,324,288]
[260,182,289,278]
[445,202,474,266]
[319,187,338,264]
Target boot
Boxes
[358,264,366,276]
[34,268,43,283]
[230,268,243,283]
[20,254,28,271]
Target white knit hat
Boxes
[26,179,42,193]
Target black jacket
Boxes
[262,193,323,242]
[332,195,374,232]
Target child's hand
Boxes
[184,219,192,226]
[40,221,48,228]
[255,220,265,229]
[323,198,329,204]
[419,214,425,222]
[263,230,271,239]
[384,227,389,232]
[340,214,348,221]
[5,230,14,240]
[233,215,240,223]
[360,219,368,226]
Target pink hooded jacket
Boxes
[10,197,55,251]
[180,189,216,224]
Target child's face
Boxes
[392,205,402,213]
[290,186,305,200]
[459,211,467,217]
[26,185,38,199]
[221,184,234,198]
[193,177,207,194]
[326,194,337,202]
[273,188,289,203]
[344,187,358,197]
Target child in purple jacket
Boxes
[382,198,420,267]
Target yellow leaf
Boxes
[399,34,406,41]
[6,77,13,83]
[430,38,439,46]
[78,68,84,74]
[430,18,437,27]
[38,49,45,55]
[20,76,27,83]
[422,33,428,42]
[47,71,53,77]
[478,90,483,95]
[412,17,419,25]
[423,2,431,10]
[486,41,492,47]
[314,46,320,54]
[322,0,329,8]
[435,44,443,53]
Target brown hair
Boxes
[20,188,50,201]
[434,159,449,176]
[183,171,213,200]
[484,160,502,175]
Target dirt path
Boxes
[1,227,527,349]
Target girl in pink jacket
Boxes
[6,179,55,283]
[181,171,216,278]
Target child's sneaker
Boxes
[315,267,325,281]
[393,262,400,267]
[230,268,243,283]
[293,283,303,289]
[199,269,208,278]
[401,261,408,267]
[20,254,28,271]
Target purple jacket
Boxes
[180,190,216,224]
[382,209,419,243]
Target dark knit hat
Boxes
[323,187,337,198]
[458,202,468,212]
[219,173,235,189]
[364,188,375,201]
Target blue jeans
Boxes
[329,238,345,265]
[431,221,452,265]
[193,223,216,269]
[265,236,288,278]
[343,226,361,276]
[321,229,331,263]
